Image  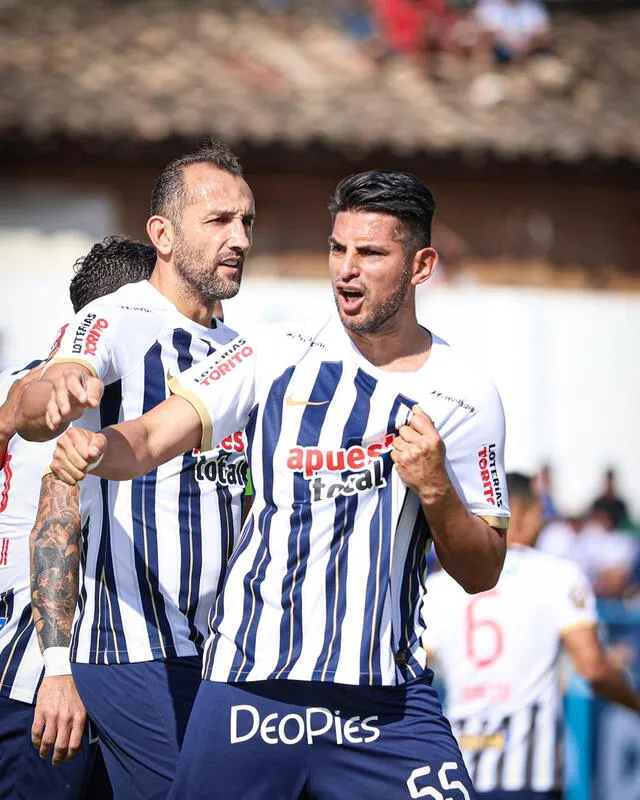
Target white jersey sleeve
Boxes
[554,561,597,634]
[45,293,165,384]
[440,378,510,529]
[45,301,118,381]
[169,333,259,452]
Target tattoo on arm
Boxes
[30,474,81,651]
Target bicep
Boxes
[562,623,602,675]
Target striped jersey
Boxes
[0,362,56,704]
[170,314,510,686]
[48,281,247,665]
[423,545,597,793]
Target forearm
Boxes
[0,406,16,451]
[91,398,202,481]
[91,423,159,481]
[16,380,62,441]
[590,661,640,713]
[421,483,506,593]
[30,476,81,651]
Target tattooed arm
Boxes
[31,474,81,649]
[30,474,87,766]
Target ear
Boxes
[411,247,438,287]
[146,215,175,256]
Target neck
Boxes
[346,308,431,372]
[149,262,216,328]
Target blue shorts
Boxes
[0,695,101,800]
[72,655,201,800]
[168,672,475,800]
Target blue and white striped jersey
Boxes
[49,281,247,665]
[0,363,55,704]
[171,315,510,687]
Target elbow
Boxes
[460,559,504,595]
[15,409,51,442]
[576,658,609,686]
[461,572,500,595]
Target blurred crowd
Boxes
[536,467,640,602]
[260,0,552,66]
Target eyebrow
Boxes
[203,209,256,221]
[328,236,389,253]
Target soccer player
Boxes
[18,142,254,799]
[0,236,155,800]
[423,472,640,800]
[20,169,509,799]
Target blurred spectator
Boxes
[574,507,637,599]
[474,0,551,64]
[374,0,486,61]
[537,514,581,561]
[534,461,559,521]
[338,0,387,60]
[592,467,631,530]
[374,0,427,55]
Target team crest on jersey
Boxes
[286,433,394,501]
[193,432,248,487]
[477,444,504,508]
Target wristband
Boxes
[43,647,72,677]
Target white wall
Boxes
[0,180,117,368]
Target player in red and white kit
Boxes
[423,472,640,800]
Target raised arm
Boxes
[15,363,104,442]
[30,474,86,766]
[50,394,203,485]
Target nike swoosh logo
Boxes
[285,395,330,407]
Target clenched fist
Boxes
[45,369,104,432]
[391,405,448,502]
[51,427,108,485]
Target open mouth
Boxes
[337,287,364,314]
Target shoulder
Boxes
[247,317,335,361]
[428,334,504,417]
[521,546,588,586]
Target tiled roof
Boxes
[1,0,639,162]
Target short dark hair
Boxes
[329,169,436,251]
[69,236,156,313]
[150,139,243,226]
[506,472,537,506]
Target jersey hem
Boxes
[0,684,39,705]
[168,377,214,452]
[44,357,99,378]
[559,619,597,635]
[204,667,427,686]
[479,514,510,530]
[71,643,201,665]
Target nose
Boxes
[227,219,252,253]
[337,249,360,281]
